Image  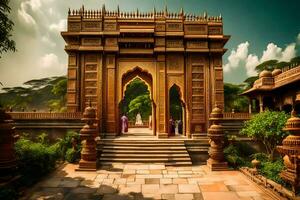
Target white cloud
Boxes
[245,54,259,76]
[18,2,37,26]
[224,40,297,77]
[49,19,67,32]
[38,53,61,69]
[41,36,56,47]
[28,0,41,11]
[223,42,249,72]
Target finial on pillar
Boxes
[68,8,71,15]
[117,5,120,15]
[102,4,106,14]
[164,5,168,17]
[180,7,184,17]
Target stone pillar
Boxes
[277,110,300,194]
[77,103,97,171]
[258,95,263,112]
[0,109,17,181]
[207,106,228,171]
[248,98,252,114]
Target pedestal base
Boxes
[158,133,168,138]
[207,158,228,171]
[76,160,97,171]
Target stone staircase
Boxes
[98,139,193,166]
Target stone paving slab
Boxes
[24,163,273,200]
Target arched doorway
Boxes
[168,84,186,137]
[118,67,156,136]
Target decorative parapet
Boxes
[8,112,82,120]
[68,5,222,22]
[274,65,300,88]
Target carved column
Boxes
[207,106,228,171]
[277,110,300,194]
[77,103,97,171]
[0,109,17,180]
[259,95,264,112]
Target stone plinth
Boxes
[207,106,228,171]
[76,104,98,171]
[0,109,17,181]
[277,110,300,194]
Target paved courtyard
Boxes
[23,163,273,200]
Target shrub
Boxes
[15,137,60,185]
[65,148,80,163]
[224,144,251,168]
[241,111,289,160]
[57,131,80,161]
[259,159,285,184]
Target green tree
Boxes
[128,94,151,120]
[0,0,16,56]
[49,78,67,112]
[224,83,248,112]
[241,111,289,160]
[255,60,278,72]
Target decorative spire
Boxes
[68,8,71,15]
[102,4,106,15]
[117,5,120,15]
[164,5,168,17]
[180,7,184,17]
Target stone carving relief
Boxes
[208,26,223,35]
[82,38,101,46]
[68,22,81,32]
[187,41,208,49]
[166,23,183,31]
[104,22,117,31]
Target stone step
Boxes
[99,157,191,162]
[102,149,188,154]
[102,143,186,147]
[99,161,192,166]
[101,153,190,158]
[102,146,187,150]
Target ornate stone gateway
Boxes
[61,6,229,138]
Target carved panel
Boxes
[85,54,97,63]
[208,26,223,35]
[67,93,76,103]
[68,37,79,45]
[155,38,165,47]
[166,23,183,32]
[167,54,183,72]
[69,54,76,66]
[155,23,165,31]
[104,22,117,31]
[215,69,223,80]
[67,80,76,90]
[105,38,118,46]
[85,72,97,80]
[191,64,205,121]
[82,38,101,46]
[85,81,97,87]
[166,40,183,48]
[187,41,208,49]
[85,64,97,71]
[210,42,223,49]
[82,21,101,31]
[184,25,207,35]
[68,22,81,32]
[68,68,77,79]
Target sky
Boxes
[0,0,300,87]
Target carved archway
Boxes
[168,84,186,137]
[118,67,156,136]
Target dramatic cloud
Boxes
[18,2,37,26]
[49,19,67,33]
[224,39,297,77]
[39,53,63,69]
[223,42,249,73]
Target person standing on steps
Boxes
[121,114,128,134]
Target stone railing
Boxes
[274,65,300,88]
[128,121,149,128]
[8,112,82,120]
[223,112,251,120]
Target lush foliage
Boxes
[241,111,289,160]
[224,83,248,112]
[57,131,81,163]
[224,143,254,168]
[0,76,67,111]
[0,0,16,57]
[122,78,151,120]
[15,136,60,185]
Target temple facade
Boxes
[243,65,300,114]
[61,6,229,138]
